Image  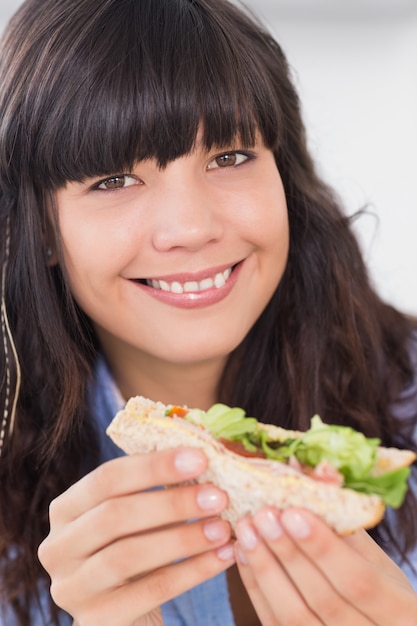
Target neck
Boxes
[98,334,227,410]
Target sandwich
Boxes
[106,397,416,535]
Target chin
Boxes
[156,336,243,367]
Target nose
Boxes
[149,165,224,252]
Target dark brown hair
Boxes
[0,0,416,623]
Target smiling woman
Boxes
[54,142,288,374]
[0,1,417,626]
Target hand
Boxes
[74,607,163,626]
[74,608,163,626]
[38,448,235,626]
[235,507,417,625]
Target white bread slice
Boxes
[106,396,396,535]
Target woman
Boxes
[0,0,416,624]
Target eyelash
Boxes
[91,150,256,192]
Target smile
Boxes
[145,267,233,294]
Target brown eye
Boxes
[96,175,138,190]
[207,151,250,170]
[215,153,237,168]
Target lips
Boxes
[146,267,232,294]
[132,262,242,309]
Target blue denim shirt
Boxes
[2,348,417,625]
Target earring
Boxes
[46,246,53,259]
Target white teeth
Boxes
[184,281,199,292]
[171,281,183,294]
[145,267,232,294]
[214,272,226,288]
[199,277,214,290]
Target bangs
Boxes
[4,0,284,189]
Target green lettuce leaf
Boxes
[284,415,380,479]
[188,404,258,439]
[343,467,411,508]
[183,404,412,508]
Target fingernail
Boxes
[254,509,283,540]
[281,509,311,539]
[174,449,205,474]
[235,520,258,551]
[216,543,236,562]
[197,486,225,511]
[203,519,229,542]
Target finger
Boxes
[251,509,372,626]
[276,508,416,626]
[236,517,326,625]
[43,482,228,567]
[136,607,164,626]
[344,530,414,587]
[76,517,233,596]
[54,545,235,624]
[48,448,208,527]
[235,544,282,626]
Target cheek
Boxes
[255,191,290,290]
[239,164,288,233]
[247,187,289,255]
[58,211,132,275]
[264,197,289,238]
[268,179,289,249]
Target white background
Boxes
[1,0,416,315]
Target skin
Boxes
[53,139,289,408]
[41,448,234,626]
[235,508,417,626]
[38,140,417,624]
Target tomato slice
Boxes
[218,438,266,458]
[166,406,189,418]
